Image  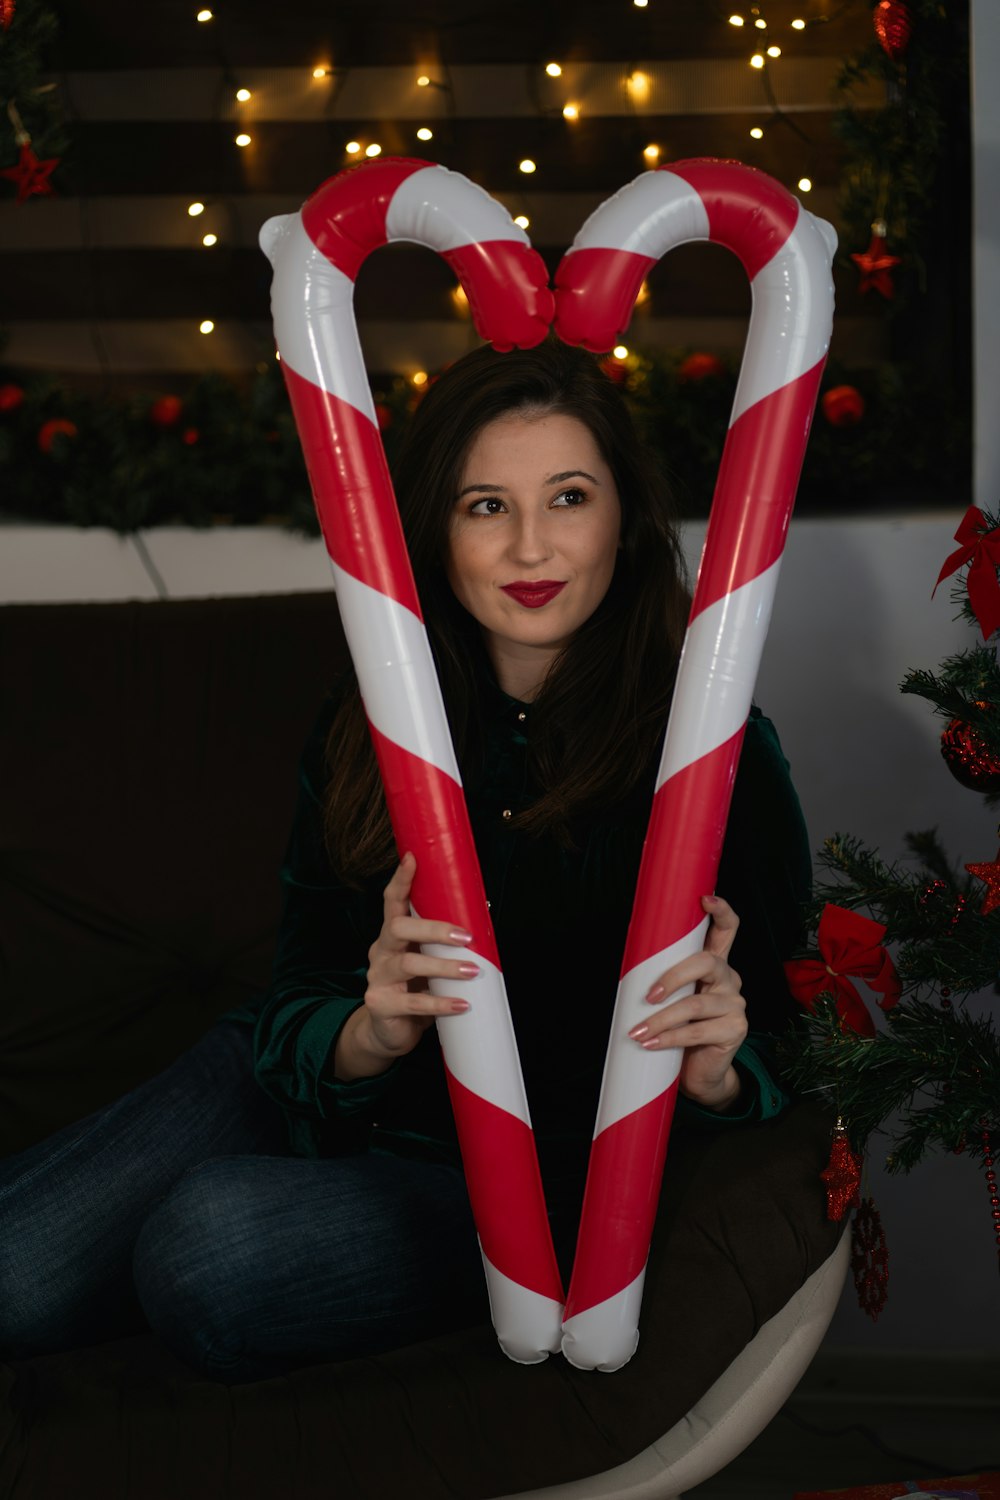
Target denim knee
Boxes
[132,1156,269,1380]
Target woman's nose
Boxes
[508,512,553,564]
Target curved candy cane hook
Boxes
[260,158,563,1364]
[554,160,836,1369]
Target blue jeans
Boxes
[0,1023,488,1382]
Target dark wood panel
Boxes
[57,113,846,198]
[52,0,873,70]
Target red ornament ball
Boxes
[677,352,726,383]
[181,426,200,446]
[598,355,629,386]
[821,385,865,427]
[940,715,1000,793]
[0,0,14,31]
[0,382,24,414]
[873,0,911,61]
[150,395,183,428]
[37,417,78,454]
[374,403,393,431]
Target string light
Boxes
[797,176,812,192]
[235,133,251,147]
[613,345,629,359]
[196,8,213,20]
[791,17,806,28]
[749,126,764,139]
[627,70,650,100]
[545,62,562,77]
[519,158,536,174]
[365,143,382,157]
[643,143,660,161]
[563,103,579,120]
[202,232,217,246]
[187,201,205,217]
[514,214,530,228]
[767,45,781,57]
[750,53,765,68]
[754,16,767,27]
[416,74,430,86]
[416,127,433,141]
[235,88,251,102]
[345,141,361,154]
[633,0,648,8]
[412,371,428,386]
[199,320,215,334]
[728,14,744,24]
[313,66,329,79]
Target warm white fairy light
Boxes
[627,70,650,100]
[199,320,215,334]
[563,103,579,120]
[728,13,744,24]
[545,62,562,77]
[514,214,530,229]
[643,143,660,161]
[202,232,217,246]
[187,201,205,217]
[798,177,812,192]
[235,88,251,102]
[235,133,251,147]
[412,370,428,386]
[313,66,329,79]
[791,17,806,28]
[345,140,361,154]
[519,158,536,174]
[365,143,382,157]
[767,45,781,57]
[754,16,767,27]
[613,345,629,359]
[633,0,648,8]
[416,127,433,141]
[750,53,765,68]
[196,8,213,20]
[750,126,764,139]
[417,74,430,87]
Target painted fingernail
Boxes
[703,894,719,906]
[629,1024,649,1040]
[645,984,666,1004]
[457,962,480,977]
[450,999,471,1014]
[641,1037,661,1050]
[449,930,473,944]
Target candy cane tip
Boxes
[258,213,297,264]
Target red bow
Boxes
[784,904,901,1038]
[933,505,1000,641]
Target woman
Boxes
[0,341,815,1401]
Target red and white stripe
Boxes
[259,158,563,1363]
[555,160,836,1370]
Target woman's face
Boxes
[445,410,622,701]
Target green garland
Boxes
[0,0,67,181]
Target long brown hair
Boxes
[322,340,691,882]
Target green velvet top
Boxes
[252,682,812,1211]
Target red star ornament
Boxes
[0,142,59,203]
[965,851,1000,915]
[820,1123,863,1221]
[851,231,901,299]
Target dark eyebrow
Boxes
[456,469,599,499]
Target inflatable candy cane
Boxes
[259,158,565,1363]
[554,161,836,1369]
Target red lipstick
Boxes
[500,581,566,609]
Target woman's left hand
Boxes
[627,894,748,1113]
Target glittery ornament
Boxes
[0,141,59,203]
[851,1196,889,1321]
[820,1120,862,1221]
[966,850,1000,915]
[0,0,14,32]
[940,716,1000,793]
[821,385,865,428]
[873,0,911,60]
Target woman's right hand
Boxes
[334,852,478,1080]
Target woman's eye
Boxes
[468,497,506,516]
[552,488,586,507]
